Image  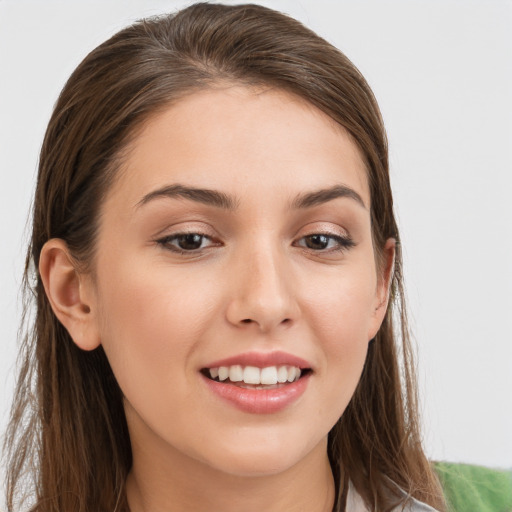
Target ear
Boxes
[368,238,396,341]
[39,239,101,351]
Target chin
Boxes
[209,449,300,478]
[200,430,327,478]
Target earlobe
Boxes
[39,239,101,351]
[368,238,396,340]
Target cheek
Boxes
[93,254,221,401]
[98,249,216,331]
[302,267,376,413]
[304,263,377,345]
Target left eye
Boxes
[295,233,354,252]
[157,233,214,252]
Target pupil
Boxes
[178,234,203,250]
[306,234,328,250]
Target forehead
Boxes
[108,85,370,209]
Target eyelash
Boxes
[155,231,355,255]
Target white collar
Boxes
[345,480,439,512]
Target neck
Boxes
[126,433,335,512]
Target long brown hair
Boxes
[3,3,446,511]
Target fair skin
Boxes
[40,86,394,512]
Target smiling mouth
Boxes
[201,365,312,389]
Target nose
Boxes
[225,242,299,333]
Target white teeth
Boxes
[229,365,243,382]
[277,366,289,383]
[287,366,300,382]
[218,366,229,381]
[243,366,261,384]
[260,366,278,385]
[207,364,304,385]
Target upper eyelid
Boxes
[156,229,349,240]
[152,221,218,242]
[152,217,351,239]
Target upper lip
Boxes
[203,351,312,370]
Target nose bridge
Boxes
[225,234,298,332]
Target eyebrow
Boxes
[136,184,238,210]
[136,183,366,211]
[291,184,366,210]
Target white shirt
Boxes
[346,480,439,512]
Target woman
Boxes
[3,3,446,511]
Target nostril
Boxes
[240,318,291,325]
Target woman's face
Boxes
[86,86,392,477]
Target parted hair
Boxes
[3,3,446,511]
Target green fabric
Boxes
[434,462,512,512]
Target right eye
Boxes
[156,232,217,253]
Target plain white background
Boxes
[1,0,511,492]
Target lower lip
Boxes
[201,373,311,414]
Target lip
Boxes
[200,351,313,414]
[201,371,311,414]
[204,350,312,370]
